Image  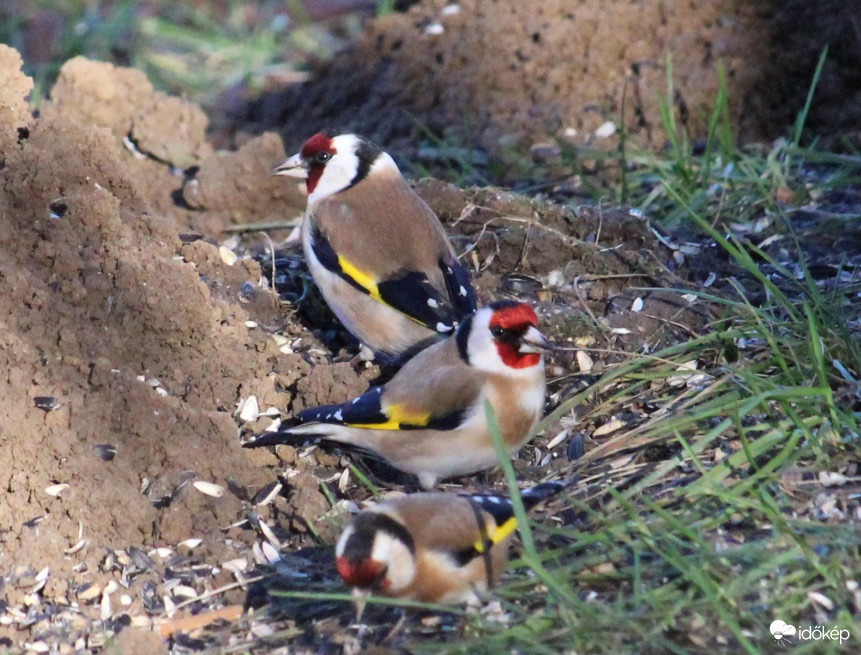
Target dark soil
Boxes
[236,0,861,178]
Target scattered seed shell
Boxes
[172,584,198,599]
[178,538,202,550]
[593,419,625,437]
[92,444,117,461]
[253,481,283,507]
[218,246,237,266]
[76,583,101,601]
[237,395,260,423]
[34,396,61,411]
[595,121,616,138]
[222,558,248,574]
[45,483,69,497]
[258,518,282,549]
[631,297,644,312]
[576,350,594,373]
[546,429,569,450]
[65,539,88,555]
[192,481,224,498]
[568,433,586,460]
[501,273,543,294]
[261,541,281,564]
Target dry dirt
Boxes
[238,0,860,179]
[0,45,711,652]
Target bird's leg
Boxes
[351,587,369,625]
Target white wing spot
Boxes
[427,298,439,308]
[459,285,467,297]
[437,322,453,332]
[333,410,343,421]
[352,397,361,404]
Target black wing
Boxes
[309,224,473,333]
[296,386,465,431]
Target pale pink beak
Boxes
[270,152,307,178]
[520,325,554,353]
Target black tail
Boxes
[465,479,575,525]
[521,480,574,510]
[241,429,319,449]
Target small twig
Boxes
[171,575,265,612]
[159,604,245,637]
[571,276,610,341]
[258,231,278,293]
[222,219,301,233]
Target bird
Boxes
[334,481,569,605]
[244,300,552,489]
[271,132,477,358]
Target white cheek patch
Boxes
[335,524,356,557]
[308,157,360,204]
[370,529,416,593]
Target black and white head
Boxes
[335,509,417,596]
[456,300,553,375]
[271,132,398,205]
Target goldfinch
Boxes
[271,132,477,358]
[335,482,568,604]
[245,300,551,489]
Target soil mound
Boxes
[244,0,860,174]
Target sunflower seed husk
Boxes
[128,546,155,571]
[261,541,281,564]
[192,481,224,498]
[501,273,543,294]
[567,433,587,460]
[237,396,260,423]
[575,350,594,373]
[219,246,237,266]
[45,484,69,497]
[92,444,117,461]
[338,468,351,492]
[178,538,202,550]
[258,518,282,549]
[253,481,282,507]
[34,396,61,412]
[172,584,198,599]
[546,429,568,450]
[99,592,111,621]
[222,558,248,574]
[593,418,625,437]
[64,539,88,555]
[76,583,101,601]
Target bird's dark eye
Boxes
[315,151,331,164]
[491,326,506,339]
